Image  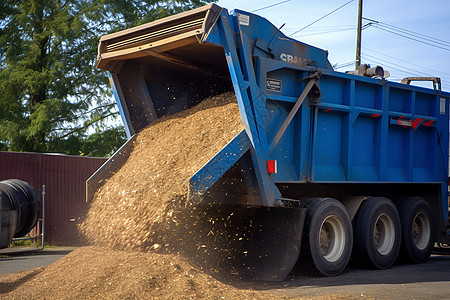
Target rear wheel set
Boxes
[301,196,434,276]
[398,197,434,263]
[301,198,353,276]
[353,197,401,269]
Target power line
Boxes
[362,53,432,76]
[364,63,450,88]
[380,25,450,48]
[295,27,355,37]
[369,24,450,52]
[361,57,449,86]
[286,25,355,30]
[363,17,450,47]
[252,0,291,13]
[334,61,355,69]
[358,18,450,88]
[362,18,450,52]
[289,0,354,36]
[361,54,450,87]
[286,25,355,33]
[363,47,450,77]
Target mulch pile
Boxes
[0,246,278,299]
[1,93,284,299]
[78,92,244,252]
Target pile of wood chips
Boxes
[1,246,280,299]
[78,92,244,252]
[1,92,285,299]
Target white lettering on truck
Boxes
[280,53,313,66]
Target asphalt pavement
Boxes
[256,253,450,299]
[0,247,76,275]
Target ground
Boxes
[0,246,449,299]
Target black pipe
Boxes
[0,179,40,249]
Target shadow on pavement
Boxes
[0,247,76,257]
[0,269,43,294]
[228,255,450,291]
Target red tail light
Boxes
[267,160,277,174]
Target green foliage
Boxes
[0,0,211,156]
[48,126,127,157]
[10,237,42,248]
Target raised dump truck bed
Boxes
[91,4,450,280]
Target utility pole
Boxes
[356,0,363,70]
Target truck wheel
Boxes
[353,197,401,269]
[398,197,434,263]
[302,198,353,276]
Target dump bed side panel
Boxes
[251,54,450,220]
[313,72,450,184]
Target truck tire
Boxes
[353,197,401,269]
[302,198,353,276]
[398,197,434,263]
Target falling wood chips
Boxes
[78,92,244,251]
[1,93,265,300]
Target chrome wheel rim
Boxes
[319,215,346,262]
[374,213,395,255]
[412,212,431,250]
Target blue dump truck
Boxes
[91,4,450,280]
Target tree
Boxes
[0,0,211,156]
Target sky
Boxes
[215,0,450,90]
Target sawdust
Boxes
[79,92,244,252]
[0,92,289,299]
[0,92,262,299]
[0,246,278,299]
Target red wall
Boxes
[0,152,106,245]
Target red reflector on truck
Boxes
[267,160,277,174]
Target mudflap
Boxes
[177,204,306,281]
